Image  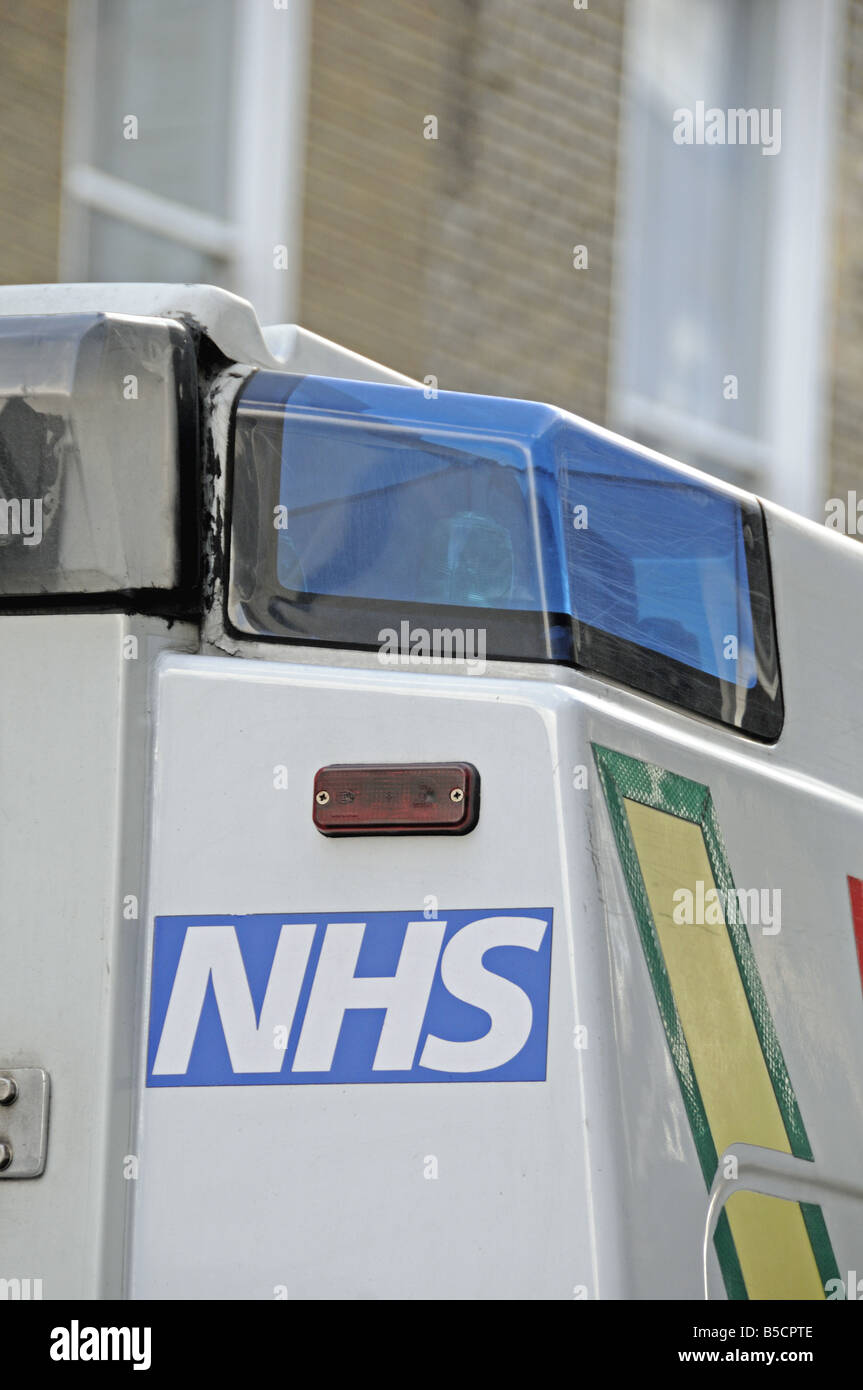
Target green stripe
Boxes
[714,1210,748,1302]
[592,742,839,1300]
[592,747,717,1189]
[800,1202,842,1292]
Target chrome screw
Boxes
[0,1141,12,1171]
[315,790,330,806]
[0,1076,17,1106]
[450,787,464,803]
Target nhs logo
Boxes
[147,909,552,1086]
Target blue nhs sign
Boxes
[146,910,553,1086]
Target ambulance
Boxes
[0,283,861,1302]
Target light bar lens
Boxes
[0,313,196,601]
[229,374,782,739]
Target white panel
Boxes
[0,614,196,1298]
[130,656,628,1299]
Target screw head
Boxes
[450,787,464,803]
[0,1141,12,1171]
[0,1076,17,1106]
[315,789,330,806]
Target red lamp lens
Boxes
[313,763,479,836]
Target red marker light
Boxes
[313,763,480,836]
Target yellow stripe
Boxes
[623,799,824,1300]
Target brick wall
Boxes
[300,0,626,424]
[0,0,68,285]
[828,0,863,505]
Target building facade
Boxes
[0,0,859,523]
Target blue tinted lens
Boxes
[276,416,564,611]
[241,372,759,690]
[558,446,756,687]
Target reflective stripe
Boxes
[625,799,823,1300]
[594,744,839,1301]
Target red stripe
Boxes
[848,876,863,994]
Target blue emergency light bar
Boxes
[228,374,782,739]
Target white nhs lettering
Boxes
[292,921,446,1071]
[153,924,316,1074]
[152,916,548,1077]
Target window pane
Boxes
[91,0,236,218]
[621,0,779,444]
[83,211,226,284]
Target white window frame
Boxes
[610,0,845,519]
[60,0,312,327]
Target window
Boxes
[612,0,842,517]
[61,0,312,325]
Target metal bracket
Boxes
[0,1068,50,1178]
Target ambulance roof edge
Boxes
[0,283,415,387]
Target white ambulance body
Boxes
[1,284,861,1302]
